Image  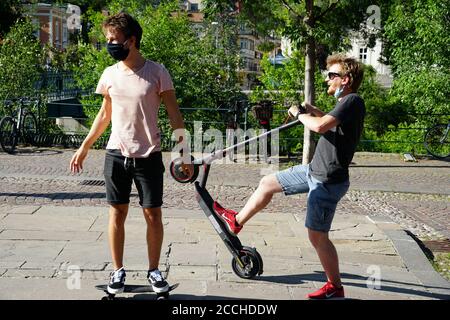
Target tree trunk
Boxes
[302,0,316,165]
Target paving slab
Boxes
[53,240,110,265]
[0,277,102,300]
[0,230,102,241]
[0,239,67,263]
[5,205,41,214]
[205,282,292,300]
[3,268,57,278]
[169,243,217,266]
[0,260,26,269]
[169,265,217,281]
[0,213,96,232]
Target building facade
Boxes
[24,2,80,51]
[348,36,393,88]
[181,0,282,90]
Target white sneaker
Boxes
[147,269,169,293]
[107,267,126,294]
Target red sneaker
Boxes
[213,201,243,235]
[307,282,345,300]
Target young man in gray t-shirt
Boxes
[214,54,365,299]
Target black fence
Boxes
[1,93,448,156]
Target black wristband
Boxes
[294,105,306,118]
[299,104,307,114]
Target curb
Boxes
[367,215,450,299]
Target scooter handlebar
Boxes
[197,118,302,165]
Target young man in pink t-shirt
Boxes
[69,12,192,294]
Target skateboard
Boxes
[95,283,179,300]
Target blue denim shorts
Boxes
[276,164,349,232]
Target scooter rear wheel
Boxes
[231,247,262,279]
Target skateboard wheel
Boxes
[156,292,169,300]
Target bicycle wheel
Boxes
[424,124,450,159]
[21,111,38,146]
[0,116,18,154]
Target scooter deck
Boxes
[194,181,243,250]
[195,182,264,278]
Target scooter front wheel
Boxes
[231,247,263,279]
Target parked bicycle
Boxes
[0,98,39,154]
[424,121,450,159]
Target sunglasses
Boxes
[326,72,343,80]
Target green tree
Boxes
[204,0,377,163]
[0,18,44,104]
[69,0,242,142]
[382,0,450,125]
[0,0,23,38]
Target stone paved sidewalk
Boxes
[0,205,449,300]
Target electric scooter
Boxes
[169,118,301,279]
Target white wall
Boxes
[348,36,393,88]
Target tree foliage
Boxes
[0,0,23,38]
[203,0,380,162]
[204,0,376,61]
[0,18,44,103]
[381,0,450,125]
[69,0,243,139]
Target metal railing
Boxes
[1,91,448,155]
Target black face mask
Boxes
[106,40,130,61]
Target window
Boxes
[359,47,368,63]
[63,22,68,48]
[240,39,248,50]
[190,3,198,12]
[240,39,254,51]
[32,19,40,39]
[55,20,60,46]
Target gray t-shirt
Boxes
[309,93,365,183]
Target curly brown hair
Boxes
[102,12,142,49]
[327,54,364,92]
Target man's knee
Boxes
[143,207,162,223]
[109,204,128,226]
[258,174,281,194]
[110,204,128,216]
[308,228,329,248]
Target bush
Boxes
[0,18,44,113]
[377,122,427,154]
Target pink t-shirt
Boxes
[95,60,174,158]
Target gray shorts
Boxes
[276,165,349,232]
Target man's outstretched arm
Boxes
[288,104,340,134]
[70,96,112,173]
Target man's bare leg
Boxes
[308,228,342,287]
[108,204,129,270]
[236,174,283,226]
[142,207,164,270]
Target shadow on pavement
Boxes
[2,148,63,156]
[350,164,450,168]
[97,293,245,300]
[0,192,106,200]
[258,272,450,300]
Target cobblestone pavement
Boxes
[0,148,449,241]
